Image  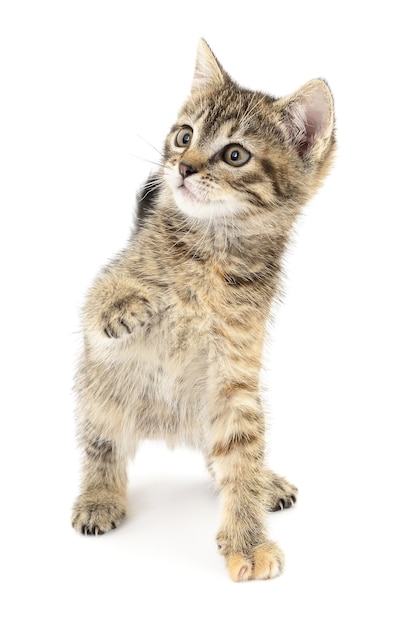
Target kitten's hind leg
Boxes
[72,431,129,535]
[267,470,298,512]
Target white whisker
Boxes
[127,153,164,169]
[135,133,163,157]
[139,181,163,202]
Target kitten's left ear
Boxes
[278,79,335,160]
[191,39,226,93]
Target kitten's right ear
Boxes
[191,39,226,93]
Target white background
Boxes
[1,1,395,624]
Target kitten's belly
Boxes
[132,346,208,447]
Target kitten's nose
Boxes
[179,162,197,179]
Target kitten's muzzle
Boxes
[179,162,197,179]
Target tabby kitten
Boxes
[72,39,335,581]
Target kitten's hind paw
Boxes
[72,490,126,535]
[267,471,298,512]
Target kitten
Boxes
[72,39,335,581]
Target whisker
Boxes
[127,153,164,168]
[139,181,163,202]
[135,133,164,157]
[140,176,163,189]
[127,153,174,178]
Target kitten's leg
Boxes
[205,458,297,513]
[267,470,298,512]
[208,342,284,581]
[72,425,129,535]
[73,273,154,534]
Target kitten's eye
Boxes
[175,126,193,148]
[222,144,251,167]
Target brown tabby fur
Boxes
[72,39,336,581]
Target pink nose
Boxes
[179,163,197,179]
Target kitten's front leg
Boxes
[72,428,128,535]
[207,346,284,581]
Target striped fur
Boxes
[72,39,335,581]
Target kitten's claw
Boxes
[81,524,104,536]
[267,472,298,512]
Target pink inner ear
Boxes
[286,85,332,158]
[304,93,329,143]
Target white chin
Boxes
[176,199,214,220]
[172,187,236,221]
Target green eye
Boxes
[223,144,251,167]
[175,126,193,147]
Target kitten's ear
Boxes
[191,39,226,93]
[278,79,334,160]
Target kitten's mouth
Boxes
[168,172,218,219]
[177,181,199,202]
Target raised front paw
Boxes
[267,471,298,512]
[222,542,285,582]
[101,295,152,339]
[72,490,126,535]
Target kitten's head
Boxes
[163,39,335,224]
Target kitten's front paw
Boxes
[267,471,298,512]
[223,542,284,582]
[101,296,152,339]
[72,490,126,535]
